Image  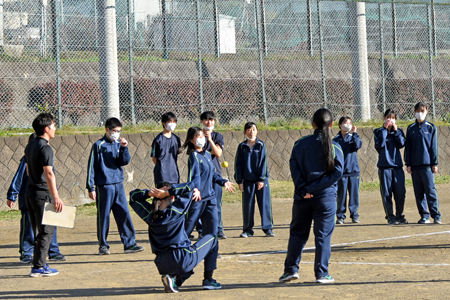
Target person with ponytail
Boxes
[234,122,274,238]
[279,108,344,284]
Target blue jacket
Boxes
[374,127,405,168]
[333,132,362,176]
[234,139,269,183]
[404,120,439,169]
[169,150,228,203]
[129,189,192,254]
[290,130,344,200]
[86,135,131,191]
[6,157,28,211]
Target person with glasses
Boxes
[86,117,144,255]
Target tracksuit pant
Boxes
[284,197,336,278]
[96,183,136,249]
[242,178,273,235]
[185,198,219,237]
[195,184,223,235]
[154,234,218,278]
[378,168,406,222]
[336,175,360,220]
[411,167,440,219]
[20,210,61,258]
[25,191,55,269]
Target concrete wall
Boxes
[2,127,450,210]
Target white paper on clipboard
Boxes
[42,203,77,229]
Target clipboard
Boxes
[42,203,77,229]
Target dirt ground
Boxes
[1,185,450,300]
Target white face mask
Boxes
[415,112,427,121]
[341,123,352,132]
[195,137,206,148]
[202,124,214,131]
[110,132,120,141]
[246,136,257,141]
[165,123,176,132]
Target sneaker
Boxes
[189,234,195,240]
[388,219,398,225]
[279,272,299,283]
[217,232,227,239]
[434,217,442,224]
[352,217,360,223]
[161,275,179,293]
[418,217,431,224]
[336,219,344,225]
[396,218,408,225]
[124,244,145,254]
[316,275,335,283]
[240,232,253,238]
[29,264,59,277]
[217,253,222,259]
[98,246,110,255]
[20,255,33,264]
[265,229,276,237]
[49,254,67,262]
[202,278,222,290]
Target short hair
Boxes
[338,116,352,125]
[200,111,216,121]
[105,117,122,129]
[414,102,427,111]
[32,113,55,136]
[244,122,257,131]
[384,109,397,119]
[161,112,177,123]
[28,133,37,143]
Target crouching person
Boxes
[129,182,221,293]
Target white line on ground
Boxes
[235,230,450,258]
[237,261,450,266]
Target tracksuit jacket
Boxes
[374,127,406,168]
[404,120,439,169]
[333,132,362,176]
[234,139,269,183]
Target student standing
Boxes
[181,127,235,238]
[279,108,343,284]
[86,117,144,255]
[405,102,441,224]
[25,113,64,277]
[234,122,274,237]
[6,133,66,264]
[199,111,227,239]
[333,116,362,224]
[374,109,408,225]
[129,183,222,292]
[151,112,182,185]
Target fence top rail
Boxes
[323,0,450,5]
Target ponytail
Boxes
[312,108,335,174]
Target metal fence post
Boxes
[53,0,62,128]
[427,4,436,120]
[162,0,168,59]
[213,0,220,58]
[317,0,326,108]
[307,0,313,57]
[260,0,267,56]
[431,0,437,57]
[379,3,386,113]
[196,0,204,114]
[391,0,397,57]
[40,1,48,58]
[128,0,136,125]
[94,0,98,50]
[255,0,267,123]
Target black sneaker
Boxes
[418,217,431,224]
[217,232,227,239]
[352,217,360,223]
[279,272,299,282]
[265,229,275,237]
[161,275,179,293]
[49,254,67,262]
[124,244,145,254]
[396,218,408,225]
[20,255,33,264]
[240,232,253,238]
[316,275,335,283]
[202,278,222,290]
[336,219,344,225]
[434,217,442,224]
[98,246,110,255]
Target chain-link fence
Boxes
[1,0,450,128]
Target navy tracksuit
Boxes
[374,127,407,223]
[7,157,62,259]
[284,130,344,278]
[129,189,218,279]
[234,139,273,235]
[174,150,228,237]
[86,135,136,249]
[405,120,440,220]
[333,132,362,221]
